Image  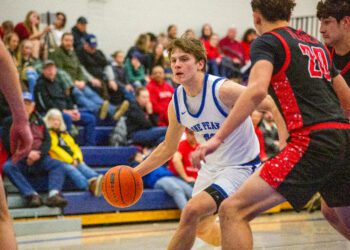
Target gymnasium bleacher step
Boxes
[14,218,81,236]
[10,206,61,218]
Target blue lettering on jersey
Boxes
[191,122,220,133]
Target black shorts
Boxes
[260,122,350,211]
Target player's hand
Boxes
[10,121,33,163]
[191,136,222,169]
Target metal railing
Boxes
[290,15,322,41]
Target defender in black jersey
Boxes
[317,0,350,85]
[191,0,350,248]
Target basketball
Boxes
[102,165,143,208]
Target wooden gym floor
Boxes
[17,211,350,250]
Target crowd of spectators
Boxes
[0,10,279,209]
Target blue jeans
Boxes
[26,69,39,95]
[207,59,220,76]
[3,156,66,197]
[72,86,117,116]
[131,127,167,146]
[62,162,98,190]
[62,111,96,146]
[154,176,193,210]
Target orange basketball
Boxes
[102,165,143,208]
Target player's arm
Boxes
[332,74,350,118]
[0,40,33,162]
[134,100,185,176]
[217,60,273,141]
[219,75,288,148]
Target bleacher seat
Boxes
[76,126,114,146]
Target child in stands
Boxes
[44,108,103,196]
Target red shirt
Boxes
[146,79,174,126]
[168,139,199,179]
[254,126,267,160]
[201,39,221,60]
[14,22,31,41]
[241,41,251,61]
[219,36,245,63]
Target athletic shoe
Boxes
[113,100,129,121]
[89,175,103,197]
[25,194,43,208]
[99,100,110,120]
[46,194,68,208]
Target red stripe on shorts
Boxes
[260,122,350,189]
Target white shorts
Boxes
[192,164,257,197]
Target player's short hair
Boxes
[316,0,350,22]
[251,0,296,22]
[167,37,207,72]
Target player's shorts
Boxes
[260,122,350,212]
[192,156,260,208]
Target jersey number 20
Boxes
[299,44,331,81]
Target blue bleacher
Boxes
[76,127,114,146]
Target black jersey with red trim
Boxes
[250,27,347,132]
[331,49,350,86]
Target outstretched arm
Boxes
[134,100,185,176]
[332,74,350,118]
[0,40,33,162]
[191,60,273,168]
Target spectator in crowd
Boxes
[77,34,130,118]
[16,39,41,94]
[14,10,50,59]
[157,32,170,49]
[203,33,222,76]
[0,20,14,39]
[0,93,11,125]
[125,51,147,87]
[251,110,267,161]
[241,28,257,62]
[126,33,152,73]
[50,12,67,48]
[200,23,213,42]
[130,151,193,211]
[44,109,103,196]
[3,32,19,66]
[183,29,196,39]
[260,111,280,158]
[71,16,88,50]
[34,60,97,146]
[167,24,178,41]
[151,43,166,69]
[168,128,199,185]
[126,87,167,147]
[49,32,121,121]
[146,66,174,126]
[111,50,135,101]
[219,26,245,67]
[2,92,68,208]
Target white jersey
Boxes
[173,74,260,168]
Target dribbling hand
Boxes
[191,136,222,169]
[10,121,33,163]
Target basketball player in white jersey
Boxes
[134,37,286,250]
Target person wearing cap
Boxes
[125,51,147,87]
[77,34,130,120]
[34,60,97,146]
[49,32,122,121]
[2,92,68,208]
[71,16,88,50]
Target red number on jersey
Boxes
[299,44,331,81]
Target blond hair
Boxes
[43,109,67,132]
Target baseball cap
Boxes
[131,51,143,61]
[84,34,97,48]
[77,16,88,24]
[43,60,55,68]
[22,92,33,102]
